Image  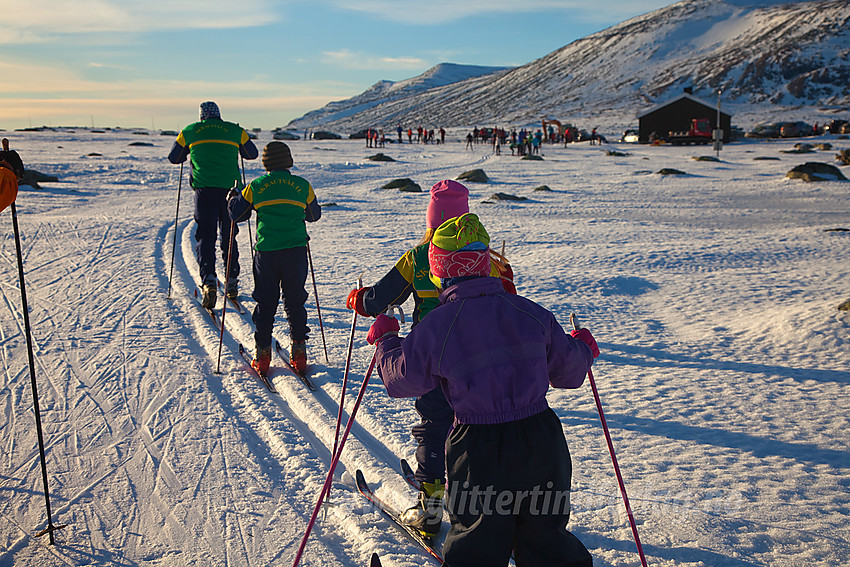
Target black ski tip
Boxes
[400,458,414,477]
[370,552,382,567]
[355,469,369,492]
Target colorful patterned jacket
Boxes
[362,242,515,326]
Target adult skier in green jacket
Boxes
[168,101,258,308]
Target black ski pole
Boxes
[306,240,329,363]
[3,138,66,544]
[166,162,183,300]
[215,219,237,374]
[12,202,66,544]
[328,276,361,501]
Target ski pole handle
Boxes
[570,312,581,331]
[385,304,405,324]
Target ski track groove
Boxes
[170,197,433,564]
[4,134,847,565]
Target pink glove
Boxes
[571,328,600,358]
[367,314,400,345]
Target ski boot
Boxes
[201,281,217,310]
[399,479,444,537]
[226,279,238,300]
[290,340,307,376]
[252,345,271,376]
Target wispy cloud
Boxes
[321,49,427,71]
[0,59,353,128]
[0,0,281,43]
[329,0,672,25]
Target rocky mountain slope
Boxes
[285,0,850,133]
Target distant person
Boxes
[397,124,403,142]
[168,101,258,309]
[408,128,413,144]
[227,141,321,376]
[439,127,446,144]
[465,132,474,151]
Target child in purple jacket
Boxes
[367,213,597,566]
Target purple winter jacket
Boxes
[374,276,593,425]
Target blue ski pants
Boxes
[412,386,454,486]
[251,247,310,349]
[194,186,239,285]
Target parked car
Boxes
[779,122,800,138]
[349,129,369,139]
[620,129,639,143]
[824,120,847,134]
[311,131,341,140]
[745,123,781,139]
[781,121,813,137]
[273,130,300,140]
[796,121,814,137]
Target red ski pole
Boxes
[570,313,648,567]
[292,352,378,567]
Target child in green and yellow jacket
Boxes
[228,141,320,376]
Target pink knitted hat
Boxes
[426,180,469,229]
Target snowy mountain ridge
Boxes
[286,63,510,130]
[286,0,850,133]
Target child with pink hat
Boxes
[345,179,514,536]
[366,213,597,566]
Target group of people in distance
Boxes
[168,101,599,566]
[366,125,447,147]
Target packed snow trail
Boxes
[0,130,848,566]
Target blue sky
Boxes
[1,0,675,131]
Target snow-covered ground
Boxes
[1,128,848,566]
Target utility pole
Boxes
[713,90,724,158]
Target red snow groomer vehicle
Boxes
[668,118,712,145]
